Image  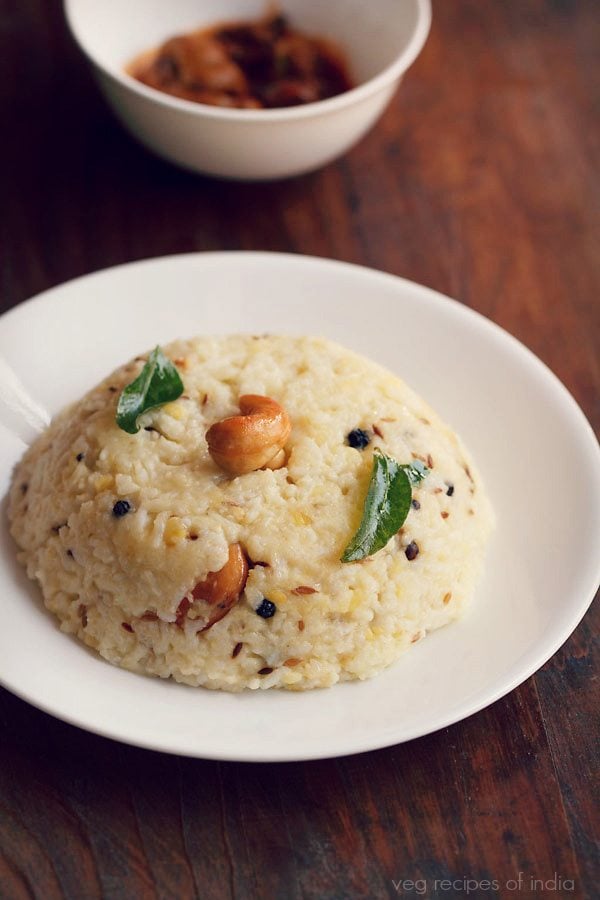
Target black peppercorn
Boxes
[256,598,277,618]
[112,500,132,518]
[346,428,371,450]
[405,540,419,561]
[446,484,454,496]
[411,499,421,510]
[76,452,85,462]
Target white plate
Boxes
[1,253,598,761]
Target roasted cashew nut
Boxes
[191,543,249,632]
[206,395,291,475]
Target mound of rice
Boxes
[8,335,493,691]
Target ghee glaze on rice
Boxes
[8,335,493,691]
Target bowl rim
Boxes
[63,0,432,122]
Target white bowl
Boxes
[64,0,431,180]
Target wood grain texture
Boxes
[0,1,598,898]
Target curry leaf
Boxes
[341,451,414,562]
[116,346,183,434]
[400,458,429,485]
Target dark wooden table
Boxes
[1,2,598,898]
